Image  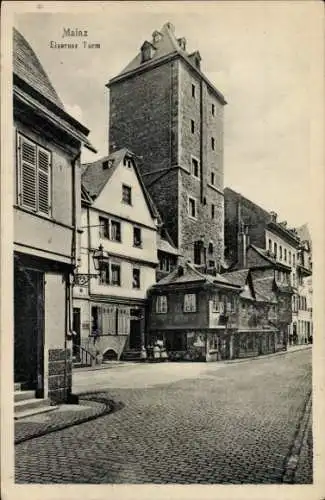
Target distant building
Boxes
[224,187,311,345]
[223,269,280,358]
[107,22,226,267]
[294,224,313,343]
[13,28,95,405]
[73,149,160,361]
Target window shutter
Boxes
[38,147,51,215]
[20,137,37,210]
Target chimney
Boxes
[270,211,277,223]
[177,37,186,51]
[237,223,248,268]
[164,22,175,33]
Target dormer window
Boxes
[141,41,155,63]
[177,37,186,51]
[123,157,132,168]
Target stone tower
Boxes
[107,22,226,268]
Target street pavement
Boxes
[15,349,312,484]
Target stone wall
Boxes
[48,348,72,403]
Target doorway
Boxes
[129,309,142,349]
[72,308,81,360]
[14,265,44,393]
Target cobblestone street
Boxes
[15,349,312,484]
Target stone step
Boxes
[14,390,35,403]
[14,404,58,421]
[14,397,52,415]
[120,350,142,361]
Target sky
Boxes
[13,1,323,228]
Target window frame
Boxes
[211,103,215,116]
[156,295,168,314]
[191,83,196,98]
[191,156,200,179]
[210,172,215,185]
[111,262,121,286]
[190,119,195,134]
[211,137,215,150]
[17,132,52,217]
[188,196,197,220]
[183,293,197,313]
[99,216,121,242]
[133,226,142,248]
[122,184,132,205]
[211,204,215,219]
[99,261,121,287]
[132,267,141,289]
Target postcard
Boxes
[1,1,324,500]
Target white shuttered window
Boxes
[18,134,51,216]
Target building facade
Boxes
[223,269,280,358]
[13,28,95,403]
[224,187,311,344]
[147,262,241,361]
[107,22,225,267]
[147,262,281,361]
[293,225,313,343]
[73,149,159,361]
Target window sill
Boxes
[188,215,197,221]
[133,244,143,249]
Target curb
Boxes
[73,362,139,373]
[15,394,123,445]
[223,345,312,365]
[282,391,312,483]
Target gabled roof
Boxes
[82,148,159,219]
[13,28,96,153]
[252,277,277,304]
[248,245,292,271]
[154,261,241,290]
[223,269,256,301]
[108,22,226,105]
[157,233,179,256]
[222,269,250,288]
[13,28,64,110]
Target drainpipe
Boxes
[200,79,204,204]
[66,150,81,401]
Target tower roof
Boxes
[107,22,226,105]
[13,27,64,110]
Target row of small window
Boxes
[188,196,216,220]
[292,295,308,312]
[99,217,142,247]
[294,320,312,335]
[156,293,236,314]
[99,262,141,289]
[191,84,217,117]
[190,157,217,186]
[156,294,197,313]
[268,239,296,266]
